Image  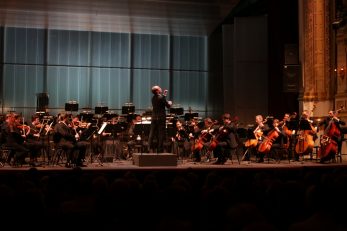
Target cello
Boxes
[244,116,269,148]
[191,119,217,152]
[258,119,280,154]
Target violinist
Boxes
[212,113,239,165]
[0,113,30,165]
[24,115,46,166]
[172,119,191,159]
[318,110,345,162]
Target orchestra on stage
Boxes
[0,106,345,167]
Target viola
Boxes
[17,124,30,131]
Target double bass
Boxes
[295,110,316,156]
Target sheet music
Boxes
[98,122,107,134]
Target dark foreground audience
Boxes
[0,167,346,231]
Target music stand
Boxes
[169,107,184,116]
[65,101,79,114]
[184,112,199,121]
[36,92,49,113]
[95,106,108,115]
[104,123,124,161]
[133,122,151,155]
[80,111,94,123]
[122,103,135,115]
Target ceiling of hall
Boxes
[0,0,241,36]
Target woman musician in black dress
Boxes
[171,119,191,160]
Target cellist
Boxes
[318,110,345,163]
[191,117,216,162]
[212,113,239,165]
[247,114,271,163]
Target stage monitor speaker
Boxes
[284,44,299,65]
[133,153,177,167]
[283,65,300,92]
[65,102,79,112]
[36,93,49,112]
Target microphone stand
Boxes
[111,123,121,162]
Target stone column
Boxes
[299,0,332,117]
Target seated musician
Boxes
[191,117,216,162]
[318,110,345,162]
[281,113,299,160]
[294,110,317,161]
[243,114,270,162]
[125,114,143,159]
[24,115,47,165]
[171,119,191,159]
[266,118,286,161]
[212,113,239,165]
[0,113,30,165]
[54,114,88,167]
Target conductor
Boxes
[148,85,172,153]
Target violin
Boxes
[17,124,31,135]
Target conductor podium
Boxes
[132,153,177,167]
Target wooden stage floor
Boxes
[0,154,346,173]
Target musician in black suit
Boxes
[213,113,239,165]
[319,110,346,161]
[0,113,29,165]
[54,114,88,167]
[148,85,172,153]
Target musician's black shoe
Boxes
[241,156,250,161]
[76,162,87,167]
[213,158,225,165]
[194,157,201,162]
[29,161,41,167]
